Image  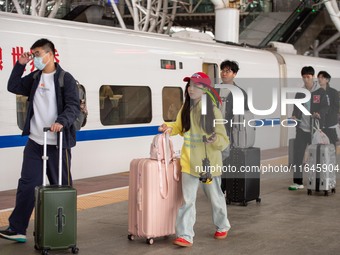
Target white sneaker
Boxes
[288,183,304,190]
[0,228,26,243]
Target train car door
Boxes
[203,63,219,86]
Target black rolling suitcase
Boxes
[34,128,79,255]
[223,147,261,206]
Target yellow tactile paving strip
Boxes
[0,187,128,228]
[77,187,129,211]
[0,211,11,228]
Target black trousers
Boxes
[322,128,338,149]
[293,128,311,185]
[8,139,72,235]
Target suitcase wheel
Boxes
[307,189,312,196]
[324,190,329,196]
[41,249,49,255]
[146,238,154,245]
[256,198,261,204]
[128,234,135,241]
[331,188,336,194]
[242,201,248,206]
[72,246,79,254]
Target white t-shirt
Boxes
[29,71,58,145]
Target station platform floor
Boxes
[0,146,339,255]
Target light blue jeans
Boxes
[176,173,231,243]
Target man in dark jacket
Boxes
[0,38,79,243]
[218,60,248,141]
[289,66,329,190]
[318,71,339,148]
[218,60,249,193]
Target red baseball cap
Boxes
[183,72,222,104]
[183,72,211,87]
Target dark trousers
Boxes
[322,128,338,149]
[293,128,311,185]
[221,157,230,193]
[9,139,72,235]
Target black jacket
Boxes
[324,85,339,128]
[7,62,80,148]
[292,86,329,129]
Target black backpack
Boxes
[33,70,88,130]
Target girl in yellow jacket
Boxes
[159,72,231,247]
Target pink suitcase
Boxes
[128,158,182,244]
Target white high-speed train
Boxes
[1,12,340,191]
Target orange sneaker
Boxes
[214,231,228,239]
[173,237,193,247]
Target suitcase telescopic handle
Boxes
[42,127,63,186]
[43,127,64,132]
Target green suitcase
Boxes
[34,128,78,255]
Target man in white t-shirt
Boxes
[0,38,79,243]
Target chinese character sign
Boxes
[0,46,61,72]
[54,49,60,63]
[12,46,24,66]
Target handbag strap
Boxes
[157,134,169,199]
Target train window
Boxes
[16,95,28,130]
[99,85,152,125]
[162,87,183,122]
[161,59,176,70]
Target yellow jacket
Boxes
[166,101,229,177]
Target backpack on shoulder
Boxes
[57,71,88,130]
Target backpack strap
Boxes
[33,71,40,80]
[32,71,41,100]
[33,70,66,87]
[173,158,180,181]
[77,82,85,101]
[158,134,170,199]
[58,70,66,88]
